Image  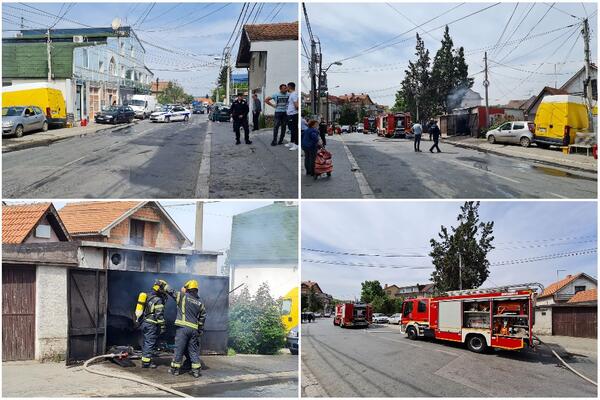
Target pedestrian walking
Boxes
[429,121,442,153]
[251,93,261,131]
[286,82,299,151]
[318,118,327,146]
[230,93,251,145]
[302,120,320,176]
[265,84,289,146]
[412,122,423,152]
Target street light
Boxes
[321,61,342,124]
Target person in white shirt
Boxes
[286,82,299,151]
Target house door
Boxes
[2,265,36,361]
[552,307,597,338]
[75,85,82,121]
[67,269,106,364]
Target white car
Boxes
[388,313,402,324]
[149,105,190,123]
[372,313,389,324]
[341,125,350,133]
[486,121,534,147]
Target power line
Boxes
[493,2,537,59]
[490,2,519,58]
[141,3,232,32]
[14,3,93,28]
[302,248,428,258]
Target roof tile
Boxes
[244,22,298,42]
[2,203,51,244]
[539,273,582,298]
[567,288,597,303]
[59,201,142,235]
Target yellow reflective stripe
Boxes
[171,362,181,368]
[191,363,201,369]
[141,357,151,362]
[144,319,160,324]
[175,320,198,329]
[181,295,187,323]
[154,304,164,309]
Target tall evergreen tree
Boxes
[397,33,432,122]
[430,26,456,114]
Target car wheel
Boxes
[14,125,24,138]
[466,335,487,353]
[184,115,189,122]
[290,348,298,355]
[406,326,417,340]
[165,116,171,123]
[487,135,496,144]
[41,121,49,132]
[520,137,531,147]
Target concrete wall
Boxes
[231,263,297,298]
[35,266,68,361]
[534,307,553,335]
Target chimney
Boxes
[566,274,572,278]
[384,284,388,289]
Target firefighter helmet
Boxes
[152,279,168,292]
[184,279,199,290]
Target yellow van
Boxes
[3,83,67,128]
[534,95,589,148]
[280,287,298,355]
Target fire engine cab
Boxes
[400,283,542,353]
[377,113,412,138]
[363,117,377,134]
[334,302,373,328]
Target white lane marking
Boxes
[548,192,568,199]
[446,159,520,184]
[195,120,212,198]
[339,136,375,198]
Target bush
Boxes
[228,283,286,355]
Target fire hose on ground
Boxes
[533,335,597,387]
[83,353,192,398]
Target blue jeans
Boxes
[273,112,288,143]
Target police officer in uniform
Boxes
[135,279,168,369]
[230,93,251,145]
[166,280,206,378]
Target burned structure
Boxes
[2,201,227,364]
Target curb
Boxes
[169,370,297,389]
[445,139,597,174]
[2,122,137,153]
[301,360,327,397]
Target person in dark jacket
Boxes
[429,121,442,153]
[318,118,327,146]
[302,120,320,176]
[251,93,261,131]
[135,280,167,369]
[230,94,251,145]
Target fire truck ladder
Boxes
[446,282,544,297]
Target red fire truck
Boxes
[363,117,377,134]
[400,283,542,353]
[333,302,373,328]
[377,113,413,138]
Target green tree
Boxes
[338,103,358,125]
[371,296,385,313]
[308,286,323,312]
[391,89,408,112]
[398,33,433,122]
[218,66,228,87]
[360,280,385,303]
[158,82,192,105]
[429,201,495,292]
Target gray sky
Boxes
[302,201,597,300]
[302,2,598,106]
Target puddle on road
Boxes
[531,165,597,181]
[177,378,297,397]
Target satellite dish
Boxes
[111,18,122,31]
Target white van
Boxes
[128,95,157,119]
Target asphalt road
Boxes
[3,115,298,199]
[301,134,597,199]
[301,319,597,397]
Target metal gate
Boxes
[67,269,107,364]
[106,271,229,354]
[2,265,36,361]
[552,306,597,338]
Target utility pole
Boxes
[582,18,594,130]
[20,17,24,30]
[194,202,204,251]
[483,52,490,129]
[46,29,52,82]
[458,253,462,291]
[310,40,318,116]
[224,48,231,106]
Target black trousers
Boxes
[319,131,327,146]
[233,117,250,142]
[288,113,298,145]
[273,112,288,143]
[172,326,201,371]
[304,147,317,175]
[141,321,159,365]
[430,136,441,152]
[414,134,421,151]
[252,111,260,130]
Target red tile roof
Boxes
[2,203,52,244]
[567,288,597,304]
[59,201,142,235]
[539,273,582,298]
[244,22,298,42]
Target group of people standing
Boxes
[229,82,299,150]
[411,120,442,153]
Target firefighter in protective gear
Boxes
[165,279,206,378]
[135,279,168,368]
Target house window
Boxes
[127,251,142,271]
[130,219,145,246]
[82,48,89,68]
[144,253,159,272]
[131,46,134,58]
[592,79,597,100]
[109,57,116,76]
[35,224,51,238]
[159,255,175,273]
[121,66,125,78]
[99,60,104,73]
[574,285,586,293]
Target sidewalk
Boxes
[445,136,597,173]
[2,121,136,153]
[537,335,597,358]
[2,353,297,397]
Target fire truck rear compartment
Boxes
[462,298,530,339]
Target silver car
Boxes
[3,106,48,137]
[486,121,534,147]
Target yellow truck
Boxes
[2,83,67,128]
[533,95,589,148]
[280,287,298,355]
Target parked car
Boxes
[286,326,298,355]
[341,125,350,133]
[323,311,332,318]
[486,121,534,147]
[192,104,206,114]
[150,105,191,123]
[314,312,322,318]
[2,83,66,128]
[372,313,389,323]
[388,313,402,324]
[2,106,48,137]
[95,105,135,124]
[210,105,231,122]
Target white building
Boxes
[235,22,298,117]
[458,88,483,108]
[228,203,298,299]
